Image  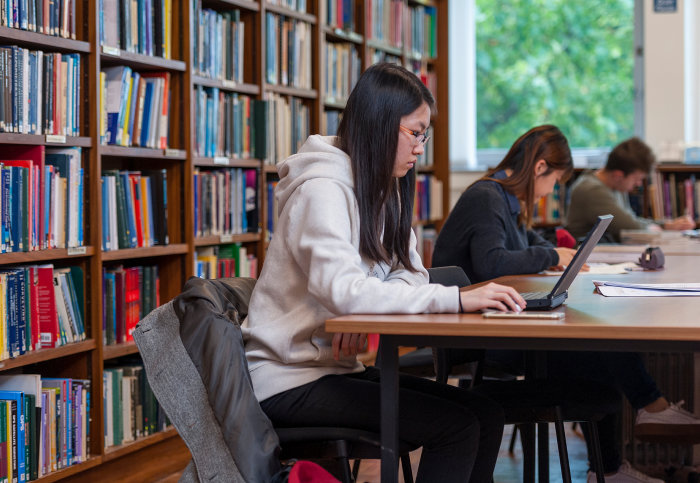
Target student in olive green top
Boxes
[567,137,694,242]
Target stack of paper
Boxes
[593,280,700,297]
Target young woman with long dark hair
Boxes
[241,63,526,482]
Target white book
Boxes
[52,271,73,344]
[121,376,134,443]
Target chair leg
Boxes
[582,421,605,483]
[553,407,572,483]
[352,459,361,481]
[520,423,536,483]
[509,425,519,455]
[401,453,414,483]
[538,422,550,483]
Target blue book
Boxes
[265,13,277,84]
[10,167,21,252]
[2,270,20,358]
[1,166,9,252]
[139,80,154,147]
[119,172,138,248]
[0,390,26,482]
[16,269,26,356]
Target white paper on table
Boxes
[593,280,700,297]
[541,262,638,276]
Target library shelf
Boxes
[265,84,319,99]
[191,75,261,95]
[0,26,91,52]
[100,145,187,160]
[193,156,261,168]
[36,457,103,483]
[324,98,346,110]
[101,244,189,261]
[0,133,92,147]
[0,340,97,371]
[410,0,436,6]
[366,39,403,56]
[323,26,363,44]
[0,246,96,265]
[99,48,187,72]
[102,341,139,361]
[264,3,318,24]
[102,427,179,462]
[263,164,279,174]
[406,51,436,63]
[416,165,435,174]
[195,233,261,247]
[656,164,700,173]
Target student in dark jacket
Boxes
[433,125,700,483]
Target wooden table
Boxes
[326,256,700,482]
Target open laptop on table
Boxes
[522,214,613,309]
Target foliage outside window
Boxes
[476,0,635,150]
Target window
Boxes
[450,0,642,170]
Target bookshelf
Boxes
[0,0,450,480]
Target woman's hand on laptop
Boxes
[459,283,526,313]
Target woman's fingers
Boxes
[333,333,368,360]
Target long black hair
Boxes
[337,63,435,271]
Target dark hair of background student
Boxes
[605,136,656,175]
[482,124,573,227]
[337,62,435,272]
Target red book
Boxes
[125,267,141,341]
[27,266,41,351]
[36,265,59,348]
[129,173,144,247]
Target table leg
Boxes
[379,335,400,483]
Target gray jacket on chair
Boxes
[133,277,281,483]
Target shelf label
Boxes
[213,156,229,165]
[46,134,66,144]
[102,45,121,56]
[67,246,87,256]
[164,148,180,157]
[222,79,236,89]
[220,234,233,243]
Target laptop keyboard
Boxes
[520,291,548,300]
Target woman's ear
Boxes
[534,159,548,176]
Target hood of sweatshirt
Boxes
[276,135,353,211]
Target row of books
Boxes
[323,42,361,105]
[99,0,173,59]
[407,4,437,58]
[408,60,437,104]
[266,0,307,12]
[648,172,700,222]
[104,363,167,449]
[100,67,171,149]
[0,375,90,481]
[414,174,443,223]
[265,13,312,90]
[193,168,258,238]
[1,146,83,253]
[0,48,81,136]
[370,48,400,66]
[263,93,310,166]
[265,180,278,241]
[195,244,258,280]
[0,265,85,360]
[532,183,564,225]
[0,0,76,38]
[103,265,159,347]
[413,224,437,268]
[366,0,403,48]
[326,0,355,32]
[101,169,169,251]
[192,5,244,83]
[193,88,267,160]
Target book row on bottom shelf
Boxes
[195,244,258,280]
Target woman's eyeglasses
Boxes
[399,125,431,146]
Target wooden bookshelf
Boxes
[0,0,451,480]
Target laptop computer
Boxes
[522,214,613,309]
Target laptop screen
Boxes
[550,214,613,298]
